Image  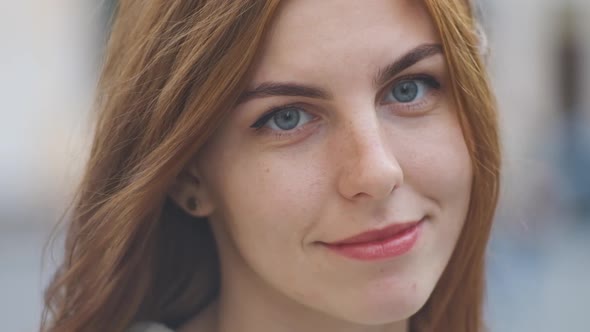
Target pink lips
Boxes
[322,220,423,261]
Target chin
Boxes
[326,284,431,326]
[359,297,426,325]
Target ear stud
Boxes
[186,196,197,211]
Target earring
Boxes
[186,196,198,211]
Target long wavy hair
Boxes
[42,1,500,331]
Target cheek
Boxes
[402,112,472,259]
[229,158,320,219]
[398,115,472,208]
[392,112,473,266]
[203,148,331,300]
[204,145,326,256]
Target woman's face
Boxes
[192,0,472,325]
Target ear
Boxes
[168,165,216,218]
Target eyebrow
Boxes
[238,82,331,104]
[237,43,443,104]
[374,43,443,87]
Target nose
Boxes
[336,117,404,201]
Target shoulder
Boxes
[127,321,175,332]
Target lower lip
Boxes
[323,222,422,261]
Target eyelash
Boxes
[250,74,441,135]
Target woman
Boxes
[42,0,500,331]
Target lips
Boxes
[320,219,424,261]
[327,220,422,245]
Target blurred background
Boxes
[1,0,588,331]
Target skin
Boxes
[171,0,472,331]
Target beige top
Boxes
[128,322,175,332]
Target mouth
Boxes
[320,218,425,261]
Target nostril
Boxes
[337,158,402,201]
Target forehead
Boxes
[250,0,439,84]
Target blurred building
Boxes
[1,2,102,331]
[482,2,590,331]
[0,1,102,228]
[484,0,590,229]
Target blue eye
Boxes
[251,106,314,131]
[272,108,300,130]
[392,81,420,102]
[384,77,440,104]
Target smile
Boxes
[320,219,424,261]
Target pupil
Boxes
[393,81,418,102]
[274,108,300,130]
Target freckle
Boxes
[412,283,417,292]
[265,168,270,173]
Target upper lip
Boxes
[325,219,423,245]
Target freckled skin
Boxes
[186,0,472,331]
